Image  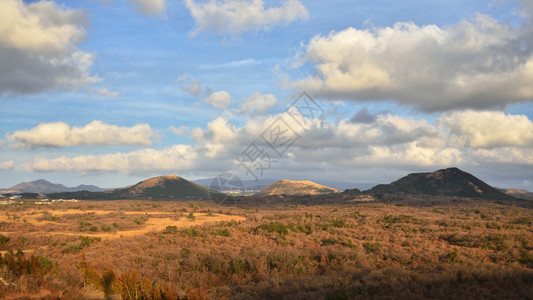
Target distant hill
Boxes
[194,177,374,192]
[497,188,533,200]
[258,180,339,196]
[369,167,516,201]
[4,179,104,194]
[49,175,226,200]
[194,177,276,192]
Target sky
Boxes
[1,0,533,190]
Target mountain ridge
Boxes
[3,179,104,194]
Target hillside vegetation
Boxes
[0,198,530,299]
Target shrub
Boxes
[296,224,313,235]
[363,242,382,253]
[511,217,531,225]
[0,234,9,246]
[163,226,178,234]
[322,238,357,248]
[257,222,289,236]
[331,219,347,228]
[181,228,201,237]
[327,287,349,300]
[447,249,459,262]
[382,214,414,224]
[213,228,231,237]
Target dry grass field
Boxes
[0,198,531,299]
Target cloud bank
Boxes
[7,121,156,149]
[23,110,533,175]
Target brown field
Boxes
[0,198,531,299]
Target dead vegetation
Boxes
[0,198,530,299]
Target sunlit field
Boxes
[0,198,531,299]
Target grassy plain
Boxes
[0,197,531,299]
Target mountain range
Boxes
[3,168,531,202]
[0,179,104,194]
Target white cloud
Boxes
[129,0,165,16]
[178,75,212,98]
[0,0,98,95]
[99,0,166,16]
[7,121,155,149]
[185,0,308,35]
[470,147,533,165]
[438,110,533,148]
[237,91,278,114]
[291,13,533,111]
[30,145,196,172]
[0,160,14,171]
[204,90,231,109]
[169,125,190,136]
[199,58,261,70]
[91,87,120,97]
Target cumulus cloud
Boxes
[291,12,533,111]
[184,0,308,35]
[237,91,278,114]
[0,0,98,95]
[30,145,196,172]
[204,90,231,109]
[0,160,14,171]
[7,121,155,149]
[438,110,533,148]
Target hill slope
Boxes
[6,179,103,194]
[369,167,516,200]
[498,188,533,200]
[49,175,226,200]
[258,180,339,196]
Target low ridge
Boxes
[258,179,339,196]
[369,167,516,200]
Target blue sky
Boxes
[1,0,533,190]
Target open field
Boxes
[0,198,531,299]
